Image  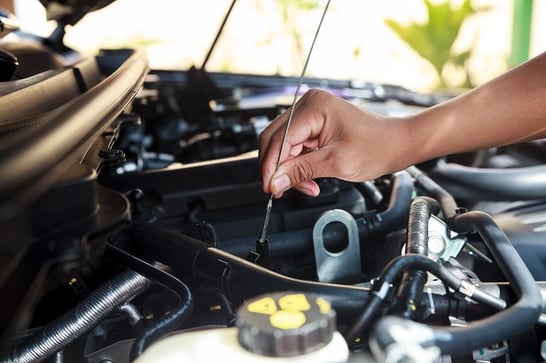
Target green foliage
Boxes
[277,0,321,22]
[385,0,490,89]
[276,0,321,72]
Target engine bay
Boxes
[1,3,546,363]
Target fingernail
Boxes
[272,174,290,194]
[300,185,319,197]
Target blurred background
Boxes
[4,0,545,92]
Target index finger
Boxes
[259,89,328,192]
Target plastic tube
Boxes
[118,303,144,326]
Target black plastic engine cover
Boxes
[493,200,546,280]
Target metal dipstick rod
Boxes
[256,0,331,264]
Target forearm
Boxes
[259,53,546,196]
[405,51,546,165]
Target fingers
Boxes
[290,180,320,198]
[259,87,413,199]
[259,89,327,193]
[268,143,336,197]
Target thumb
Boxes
[270,150,328,197]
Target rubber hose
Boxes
[345,254,506,342]
[372,211,542,357]
[356,180,383,205]
[367,170,414,236]
[436,211,543,352]
[407,166,458,221]
[375,171,414,233]
[104,244,195,361]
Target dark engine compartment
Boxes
[1,9,546,362]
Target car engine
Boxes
[1,2,545,363]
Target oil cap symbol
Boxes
[236,292,336,357]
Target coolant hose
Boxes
[394,196,439,319]
[364,170,414,236]
[371,211,542,359]
[429,163,546,201]
[2,271,150,363]
[444,211,543,350]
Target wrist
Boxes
[377,115,418,175]
[403,102,457,166]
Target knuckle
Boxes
[309,88,332,104]
[292,160,314,184]
[305,89,333,119]
[323,152,357,181]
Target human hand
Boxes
[259,89,411,198]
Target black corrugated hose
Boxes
[393,196,439,319]
[2,271,151,363]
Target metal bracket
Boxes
[312,209,361,283]
[427,214,466,262]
